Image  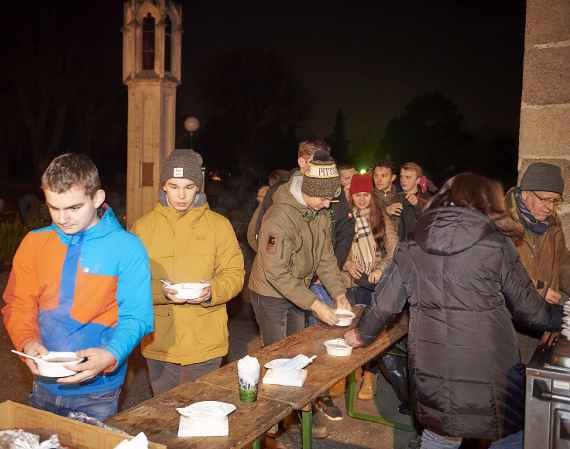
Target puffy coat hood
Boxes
[414,207,494,256]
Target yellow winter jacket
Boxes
[132,203,244,365]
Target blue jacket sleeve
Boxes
[104,235,154,366]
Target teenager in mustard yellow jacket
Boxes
[132,149,244,395]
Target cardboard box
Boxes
[0,401,166,449]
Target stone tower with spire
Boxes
[122,0,182,226]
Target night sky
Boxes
[4,1,526,178]
[186,1,526,142]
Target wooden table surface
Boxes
[107,380,291,449]
[108,311,409,448]
[199,312,409,409]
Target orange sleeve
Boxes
[2,232,42,350]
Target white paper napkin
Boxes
[177,401,236,437]
[237,355,260,390]
[264,354,316,370]
[262,354,316,387]
[114,433,148,449]
[263,368,308,387]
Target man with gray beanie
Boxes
[131,149,244,395]
[506,162,570,363]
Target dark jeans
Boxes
[250,291,306,346]
[147,357,222,396]
[29,382,120,421]
[308,282,334,326]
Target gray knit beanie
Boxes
[160,149,203,189]
[301,151,341,199]
[520,162,564,194]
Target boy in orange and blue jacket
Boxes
[2,153,153,421]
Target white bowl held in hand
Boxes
[335,309,355,327]
[324,338,353,357]
[37,352,82,378]
[170,282,210,300]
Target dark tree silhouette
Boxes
[380,92,466,181]
[195,48,311,173]
[379,92,517,186]
[6,5,126,180]
[327,108,350,164]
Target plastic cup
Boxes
[238,379,258,402]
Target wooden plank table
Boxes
[109,312,408,449]
[107,380,291,449]
[198,312,409,448]
[199,312,409,409]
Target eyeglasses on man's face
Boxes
[530,191,563,208]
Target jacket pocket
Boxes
[193,307,229,356]
[290,250,312,279]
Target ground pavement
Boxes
[0,271,411,449]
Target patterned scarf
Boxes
[351,208,377,275]
[515,188,549,235]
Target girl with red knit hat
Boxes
[344,173,401,402]
[344,174,398,290]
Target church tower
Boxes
[122,0,182,226]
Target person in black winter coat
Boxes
[345,173,561,449]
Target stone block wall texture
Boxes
[519,0,570,247]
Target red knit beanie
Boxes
[349,174,373,196]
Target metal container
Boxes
[525,338,570,449]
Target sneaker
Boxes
[312,411,329,439]
[315,395,344,421]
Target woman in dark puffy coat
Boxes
[345,173,561,449]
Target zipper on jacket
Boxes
[308,217,318,275]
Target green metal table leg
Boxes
[301,406,312,449]
[346,370,415,433]
[251,437,261,449]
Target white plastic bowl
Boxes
[324,338,353,357]
[171,282,210,300]
[37,352,82,378]
[335,309,355,327]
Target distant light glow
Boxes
[359,168,367,175]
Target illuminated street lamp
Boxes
[183,116,204,191]
[184,116,200,149]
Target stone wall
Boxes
[519,0,570,245]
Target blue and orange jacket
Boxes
[2,207,154,396]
